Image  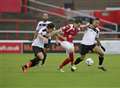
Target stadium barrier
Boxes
[0,40,120,54]
[0,42,22,53]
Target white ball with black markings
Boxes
[85,58,94,66]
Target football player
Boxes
[72,18,107,72]
[22,23,55,73]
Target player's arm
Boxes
[96,38,106,51]
[79,23,90,31]
[80,23,90,28]
[33,22,40,40]
[95,38,101,46]
[54,34,66,46]
[38,33,49,43]
[57,34,66,40]
[33,31,38,40]
[50,24,69,35]
[47,28,62,37]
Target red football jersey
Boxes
[59,24,80,42]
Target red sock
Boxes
[69,52,74,65]
[59,58,70,69]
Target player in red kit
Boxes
[55,19,82,72]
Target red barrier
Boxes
[0,0,21,13]
[94,10,120,24]
[0,43,22,53]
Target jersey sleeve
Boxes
[47,21,52,24]
[96,32,99,38]
[61,25,70,32]
[35,22,41,32]
[38,27,45,34]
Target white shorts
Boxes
[59,41,74,55]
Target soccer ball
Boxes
[85,58,94,66]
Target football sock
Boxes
[69,52,74,65]
[30,57,41,67]
[41,53,47,65]
[99,56,104,65]
[74,57,83,65]
[59,58,70,69]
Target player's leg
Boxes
[74,55,85,65]
[75,44,96,64]
[74,44,88,65]
[59,51,73,72]
[22,56,42,73]
[41,42,51,65]
[67,43,75,66]
[93,45,107,71]
[41,48,47,65]
[71,44,88,71]
[30,51,44,67]
[58,41,74,72]
[59,57,70,72]
[41,53,47,65]
[69,52,74,66]
[22,46,44,72]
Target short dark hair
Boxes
[74,19,82,24]
[47,23,55,29]
[90,18,100,24]
[94,17,100,21]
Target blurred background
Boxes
[0,0,120,54]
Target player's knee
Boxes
[69,58,74,62]
[69,52,74,58]
[30,57,40,66]
[37,52,44,60]
[98,51,104,57]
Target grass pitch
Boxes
[0,53,120,88]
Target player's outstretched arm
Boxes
[80,23,90,27]
[79,23,90,31]
[48,29,62,37]
[95,38,101,46]
[33,31,38,40]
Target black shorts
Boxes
[44,44,50,48]
[44,39,51,48]
[79,44,96,55]
[32,46,44,57]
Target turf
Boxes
[0,53,120,88]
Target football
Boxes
[85,58,94,66]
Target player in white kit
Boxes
[22,23,55,73]
[34,13,52,65]
[72,18,107,71]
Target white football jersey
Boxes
[32,20,52,48]
[32,27,48,48]
[81,27,100,45]
[36,21,52,32]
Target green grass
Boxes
[0,53,120,88]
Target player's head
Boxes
[91,18,100,27]
[42,13,49,21]
[73,19,82,28]
[46,23,55,33]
